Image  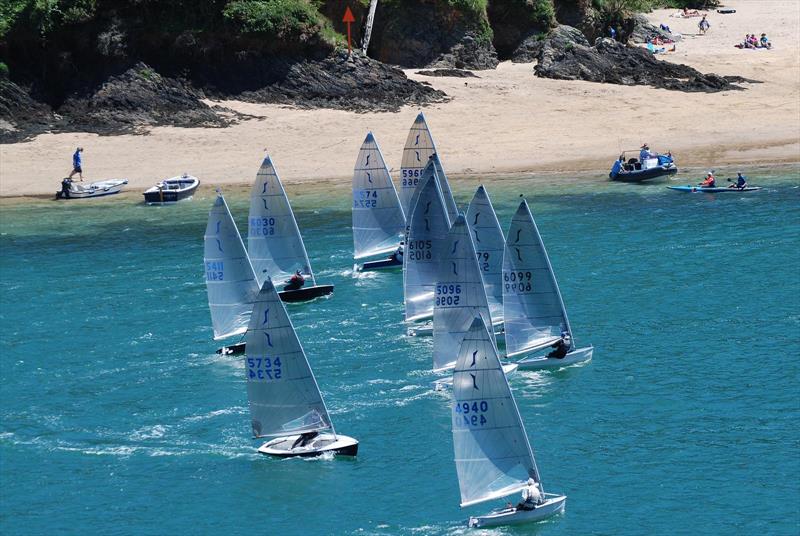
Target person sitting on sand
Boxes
[284,270,305,291]
[68,147,84,180]
[698,15,710,34]
[729,172,748,189]
[759,33,772,49]
[683,7,701,17]
[660,23,672,33]
[699,172,716,188]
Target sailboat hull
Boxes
[516,346,593,371]
[257,433,359,458]
[468,494,566,528]
[216,341,246,355]
[278,284,334,302]
[358,257,403,271]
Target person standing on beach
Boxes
[698,16,710,35]
[68,147,84,180]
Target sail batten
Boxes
[433,214,494,372]
[204,194,260,340]
[245,278,333,439]
[352,132,406,261]
[452,316,541,508]
[503,200,573,357]
[248,156,317,286]
[403,164,452,323]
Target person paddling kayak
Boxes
[699,171,716,188]
[728,172,747,189]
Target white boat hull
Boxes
[257,433,358,458]
[516,346,593,371]
[468,494,566,528]
[60,179,128,199]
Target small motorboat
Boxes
[55,178,128,199]
[610,151,677,182]
[668,185,761,193]
[143,174,200,204]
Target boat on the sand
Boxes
[56,178,128,199]
[143,173,200,204]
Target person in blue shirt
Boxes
[728,172,747,189]
[639,143,654,164]
[68,147,84,180]
[608,26,617,40]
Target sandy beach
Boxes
[0,0,798,198]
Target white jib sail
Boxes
[248,156,316,286]
[204,192,260,340]
[399,113,458,221]
[466,185,506,323]
[452,315,541,508]
[503,200,573,358]
[404,169,452,323]
[246,278,333,439]
[433,214,494,372]
[431,152,459,224]
[352,132,406,260]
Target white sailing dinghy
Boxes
[399,112,458,223]
[246,278,358,457]
[430,215,517,387]
[204,191,260,355]
[352,132,406,271]
[248,156,334,302]
[452,316,566,528]
[503,199,593,370]
[403,166,452,327]
[466,185,506,327]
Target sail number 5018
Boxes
[455,400,489,427]
[504,271,533,292]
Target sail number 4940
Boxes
[455,400,489,427]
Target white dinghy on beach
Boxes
[503,199,593,370]
[246,278,358,458]
[352,132,406,271]
[452,316,566,528]
[204,191,260,356]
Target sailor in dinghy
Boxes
[503,199,593,370]
[246,278,358,458]
[452,316,566,528]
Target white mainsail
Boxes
[204,192,260,340]
[246,278,333,439]
[466,185,506,323]
[503,200,573,358]
[248,156,316,286]
[452,316,541,508]
[433,214,494,372]
[352,132,406,260]
[399,113,458,221]
[404,169,452,323]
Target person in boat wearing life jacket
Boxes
[728,172,747,189]
[388,244,404,263]
[547,332,571,359]
[284,270,306,291]
[699,171,716,188]
[513,478,544,511]
[291,431,319,449]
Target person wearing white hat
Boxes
[514,477,543,511]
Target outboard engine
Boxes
[56,178,73,199]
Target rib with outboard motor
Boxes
[204,191,260,355]
[246,278,358,457]
[352,132,406,271]
[248,156,333,302]
[452,316,565,528]
[502,199,593,369]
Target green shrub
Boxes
[223,0,322,36]
[0,61,9,77]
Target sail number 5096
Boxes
[435,283,461,306]
[455,400,489,427]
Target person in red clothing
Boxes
[284,270,305,291]
[699,172,716,188]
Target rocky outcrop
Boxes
[630,14,679,44]
[236,51,447,112]
[534,27,752,92]
[427,33,498,70]
[512,24,586,62]
[0,77,57,142]
[487,0,556,59]
[416,69,479,78]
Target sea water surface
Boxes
[1,169,799,535]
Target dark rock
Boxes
[630,14,679,44]
[513,25,588,63]
[0,77,58,143]
[534,27,752,92]
[415,69,479,78]
[237,51,447,113]
[426,33,499,70]
[57,62,230,135]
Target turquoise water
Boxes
[1,170,799,535]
